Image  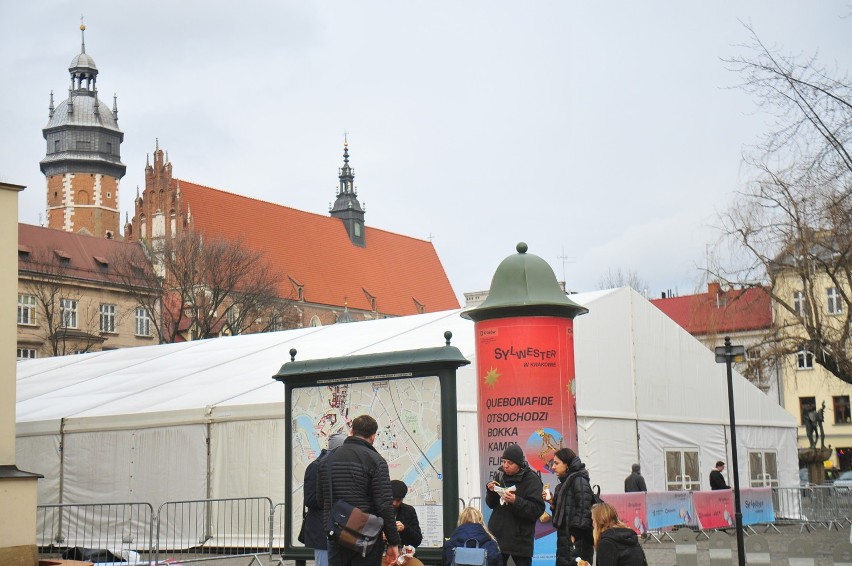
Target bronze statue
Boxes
[805,401,827,449]
[817,401,826,448]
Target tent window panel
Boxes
[748,450,778,487]
[665,448,700,491]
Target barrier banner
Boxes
[741,488,775,526]
[602,493,647,535]
[646,491,694,530]
[692,490,734,530]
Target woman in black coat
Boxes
[592,502,647,566]
[543,447,595,565]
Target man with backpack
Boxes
[485,444,545,566]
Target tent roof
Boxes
[16,287,795,430]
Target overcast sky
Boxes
[2,2,850,302]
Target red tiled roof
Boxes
[18,224,156,288]
[175,180,460,315]
[650,285,772,335]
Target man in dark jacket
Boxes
[391,480,423,547]
[318,415,400,566]
[624,463,647,493]
[709,461,730,490]
[303,431,348,566]
[485,444,545,566]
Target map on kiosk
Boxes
[291,375,445,546]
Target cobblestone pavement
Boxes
[641,524,849,566]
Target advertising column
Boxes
[462,242,587,566]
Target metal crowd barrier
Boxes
[36,488,851,564]
[154,496,273,563]
[36,502,154,562]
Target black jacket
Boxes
[395,502,423,547]
[596,528,646,566]
[551,458,595,566]
[484,465,544,557]
[303,449,328,549]
[710,469,729,490]
[317,436,401,547]
[624,472,646,493]
[442,522,501,566]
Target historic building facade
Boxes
[40,24,125,239]
[16,224,159,360]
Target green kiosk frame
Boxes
[272,331,470,565]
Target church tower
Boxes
[40,24,126,238]
[329,140,366,246]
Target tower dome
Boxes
[68,24,99,92]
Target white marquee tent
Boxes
[16,287,798,510]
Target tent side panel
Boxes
[209,418,286,502]
[63,425,207,505]
[17,434,61,505]
[577,416,639,494]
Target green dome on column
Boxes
[461,242,588,322]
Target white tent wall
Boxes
[577,416,640,493]
[16,421,62,506]
[210,418,286,502]
[15,287,800,528]
[573,288,799,493]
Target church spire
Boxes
[330,136,366,246]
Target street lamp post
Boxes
[715,336,746,566]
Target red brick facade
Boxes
[46,172,120,238]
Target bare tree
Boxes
[712,25,852,384]
[597,268,648,293]
[20,251,104,356]
[115,231,297,343]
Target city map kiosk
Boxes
[273,332,470,565]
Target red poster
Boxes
[475,317,577,485]
[692,490,735,530]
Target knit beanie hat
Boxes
[502,444,525,466]
[391,479,408,499]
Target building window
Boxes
[60,298,78,329]
[664,448,700,492]
[309,315,322,327]
[748,451,778,488]
[800,397,816,426]
[796,350,814,370]
[54,140,60,152]
[135,307,151,337]
[16,348,37,360]
[834,396,851,424]
[100,304,116,333]
[827,287,843,315]
[17,294,36,325]
[793,291,807,316]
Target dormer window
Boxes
[363,288,377,312]
[54,249,72,264]
[413,297,425,314]
[289,276,305,302]
[18,245,31,261]
[94,256,109,268]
